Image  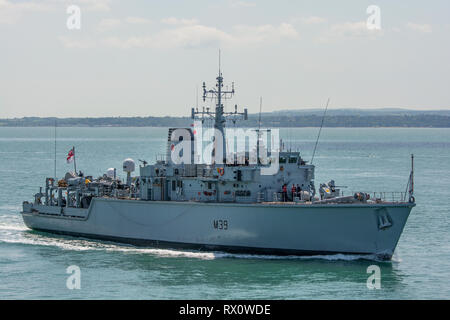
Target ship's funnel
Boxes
[123,158,135,186]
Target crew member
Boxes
[282,184,287,202]
[291,184,297,200]
[296,184,302,197]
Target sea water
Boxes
[0,127,449,299]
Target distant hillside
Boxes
[0,109,449,127]
[270,108,450,117]
[253,114,450,128]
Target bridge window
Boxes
[279,157,286,164]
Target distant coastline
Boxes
[1,109,449,128]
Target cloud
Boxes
[61,20,299,49]
[301,16,327,25]
[0,0,53,24]
[406,22,432,33]
[319,21,383,42]
[231,23,298,45]
[97,18,122,32]
[62,0,112,12]
[0,0,111,24]
[230,1,256,8]
[112,23,298,49]
[58,35,96,48]
[96,16,151,32]
[329,21,372,37]
[125,16,151,25]
[102,24,230,49]
[161,17,199,26]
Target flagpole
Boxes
[73,146,77,174]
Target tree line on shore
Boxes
[0,114,449,127]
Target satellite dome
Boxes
[123,158,136,173]
[106,168,115,178]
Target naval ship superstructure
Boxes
[21,69,416,260]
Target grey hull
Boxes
[21,199,414,259]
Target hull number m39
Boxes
[213,220,228,230]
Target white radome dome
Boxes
[123,158,136,173]
[106,168,115,178]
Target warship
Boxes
[21,67,415,260]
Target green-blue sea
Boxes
[0,127,449,299]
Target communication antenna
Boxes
[196,85,199,109]
[258,97,263,131]
[289,127,292,152]
[404,154,415,202]
[54,120,57,179]
[311,98,330,164]
[73,146,77,174]
[291,124,295,151]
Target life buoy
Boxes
[217,168,224,176]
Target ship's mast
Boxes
[191,53,248,163]
[213,55,226,135]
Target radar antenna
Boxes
[191,53,248,162]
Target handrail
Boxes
[340,191,408,202]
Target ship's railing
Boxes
[340,191,408,203]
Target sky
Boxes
[0,0,449,117]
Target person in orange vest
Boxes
[291,184,296,200]
[282,184,287,202]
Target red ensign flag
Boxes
[67,148,74,163]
